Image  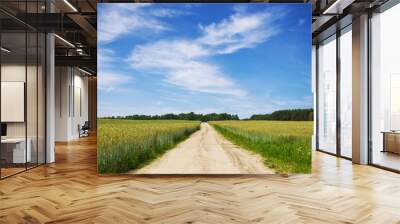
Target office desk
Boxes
[382,131,400,154]
[1,138,31,164]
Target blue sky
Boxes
[98,3,311,119]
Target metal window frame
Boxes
[336,26,341,157]
[337,23,353,160]
[315,20,353,161]
[315,32,339,156]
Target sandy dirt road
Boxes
[131,123,274,174]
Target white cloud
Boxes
[99,5,310,118]
[165,62,246,97]
[98,72,133,92]
[129,40,246,97]
[98,3,170,43]
[148,8,189,17]
[128,9,278,97]
[127,9,283,98]
[198,11,279,54]
[130,40,210,69]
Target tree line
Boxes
[101,109,313,121]
[249,109,313,121]
[102,112,239,122]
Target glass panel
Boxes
[1,30,27,177]
[318,35,337,154]
[38,32,45,165]
[0,1,46,178]
[371,4,400,171]
[27,31,38,169]
[340,27,352,158]
[26,0,39,169]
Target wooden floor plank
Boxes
[0,135,399,223]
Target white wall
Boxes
[71,73,89,138]
[55,66,70,141]
[55,67,89,141]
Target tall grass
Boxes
[98,119,200,173]
[210,121,312,174]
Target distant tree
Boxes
[99,109,313,121]
[249,109,313,121]
[100,112,241,122]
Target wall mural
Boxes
[97,3,312,174]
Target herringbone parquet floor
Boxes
[1,136,400,223]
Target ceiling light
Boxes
[1,47,11,53]
[54,34,75,48]
[322,0,355,15]
[63,0,78,12]
[323,0,341,14]
[76,48,85,55]
[78,67,93,76]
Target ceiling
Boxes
[311,0,390,43]
[0,0,97,75]
[1,0,395,74]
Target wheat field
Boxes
[210,121,313,173]
[97,119,200,173]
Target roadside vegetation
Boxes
[210,120,312,173]
[97,119,200,173]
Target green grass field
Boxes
[97,119,200,173]
[210,121,313,173]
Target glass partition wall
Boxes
[0,30,27,177]
[317,35,337,155]
[339,26,352,159]
[370,3,400,171]
[315,0,400,172]
[0,3,46,179]
[316,25,353,159]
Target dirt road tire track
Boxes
[131,123,274,174]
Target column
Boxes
[352,14,369,164]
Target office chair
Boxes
[79,121,90,138]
